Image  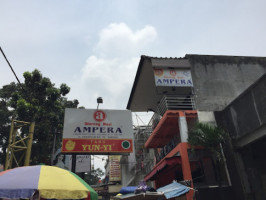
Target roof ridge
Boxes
[141,55,186,60]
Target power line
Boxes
[134,113,146,125]
[0,47,21,84]
[0,46,26,93]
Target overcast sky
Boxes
[1,0,266,170]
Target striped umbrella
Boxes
[0,165,98,200]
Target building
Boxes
[99,126,155,200]
[126,55,266,200]
[100,156,123,200]
[215,72,266,200]
[120,126,155,187]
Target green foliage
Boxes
[60,83,70,96]
[0,69,81,165]
[188,122,229,187]
[188,122,227,161]
[0,100,13,164]
[84,168,104,185]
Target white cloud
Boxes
[70,23,157,110]
[94,23,157,58]
[81,56,138,95]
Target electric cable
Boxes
[0,46,26,94]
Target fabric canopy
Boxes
[0,165,98,200]
[157,181,190,199]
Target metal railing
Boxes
[145,112,161,135]
[157,94,195,116]
[144,94,195,136]
[155,136,179,163]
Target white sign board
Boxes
[154,68,193,87]
[53,149,91,173]
[62,108,133,154]
[68,155,91,173]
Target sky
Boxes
[1,0,266,171]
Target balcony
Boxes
[145,94,195,135]
[155,136,179,163]
[146,112,161,134]
[157,94,195,116]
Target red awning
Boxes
[144,156,181,181]
[145,111,197,148]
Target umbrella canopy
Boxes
[0,165,98,200]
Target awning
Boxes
[114,182,190,200]
[145,111,180,148]
[144,156,181,181]
[145,111,197,148]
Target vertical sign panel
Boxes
[109,155,121,182]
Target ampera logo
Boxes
[170,70,176,76]
[93,110,106,122]
[154,69,163,76]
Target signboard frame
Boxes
[153,68,193,87]
[61,108,134,154]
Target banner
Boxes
[62,108,133,154]
[154,68,193,87]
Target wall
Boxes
[120,154,137,186]
[197,111,216,125]
[187,55,266,111]
[239,138,266,200]
[217,73,266,142]
[215,74,266,200]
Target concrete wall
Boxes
[197,111,216,124]
[187,55,266,111]
[120,156,136,186]
[216,73,266,142]
[214,74,266,200]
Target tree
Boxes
[188,122,227,194]
[188,122,226,161]
[84,168,105,185]
[0,84,16,164]
[0,69,80,166]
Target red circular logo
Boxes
[154,69,163,76]
[93,110,106,122]
[170,70,176,76]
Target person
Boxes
[54,153,69,170]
